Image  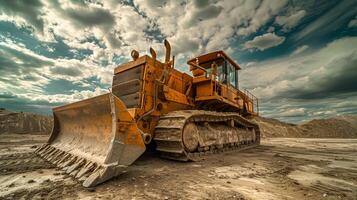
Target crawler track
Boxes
[153,110,260,161]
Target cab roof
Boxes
[187,50,241,70]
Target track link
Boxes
[153,110,260,161]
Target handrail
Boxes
[243,89,259,115]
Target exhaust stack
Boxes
[164,39,171,63]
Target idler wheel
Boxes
[182,123,199,152]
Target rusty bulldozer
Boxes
[36,40,260,187]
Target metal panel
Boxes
[112,65,144,86]
[118,92,141,108]
[112,65,144,108]
[112,79,141,97]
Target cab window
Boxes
[227,62,238,88]
[201,58,226,82]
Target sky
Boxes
[0,0,356,123]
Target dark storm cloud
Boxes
[136,0,169,9]
[0,0,44,34]
[104,33,122,48]
[0,94,60,114]
[22,74,42,82]
[182,0,223,28]
[0,44,53,76]
[194,4,222,20]
[50,66,83,77]
[193,0,210,8]
[48,0,120,48]
[282,51,357,100]
[65,7,115,27]
[0,92,16,99]
[293,0,357,43]
[261,93,357,123]
[50,0,115,28]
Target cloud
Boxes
[50,66,83,77]
[236,0,288,36]
[0,86,108,115]
[180,0,223,28]
[0,0,355,123]
[0,0,44,35]
[244,33,285,51]
[45,1,121,49]
[0,36,114,107]
[293,1,357,42]
[240,37,357,122]
[284,50,357,99]
[291,45,309,56]
[17,87,108,104]
[133,0,289,57]
[259,95,357,123]
[279,108,306,117]
[348,16,357,28]
[275,10,306,31]
[0,0,291,65]
[312,110,337,117]
[242,37,357,99]
[0,92,16,99]
[64,7,115,28]
[0,39,53,94]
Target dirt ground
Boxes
[0,134,356,200]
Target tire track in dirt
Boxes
[1,180,80,200]
[0,152,53,176]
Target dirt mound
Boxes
[0,108,53,134]
[253,115,357,138]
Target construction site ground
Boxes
[0,133,356,200]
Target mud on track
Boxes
[0,133,356,200]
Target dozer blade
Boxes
[35,93,145,187]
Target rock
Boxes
[27,179,35,183]
[7,183,15,188]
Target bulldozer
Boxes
[36,40,260,187]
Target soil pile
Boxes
[0,108,52,134]
[254,115,357,138]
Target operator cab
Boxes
[188,51,240,89]
[188,51,257,115]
